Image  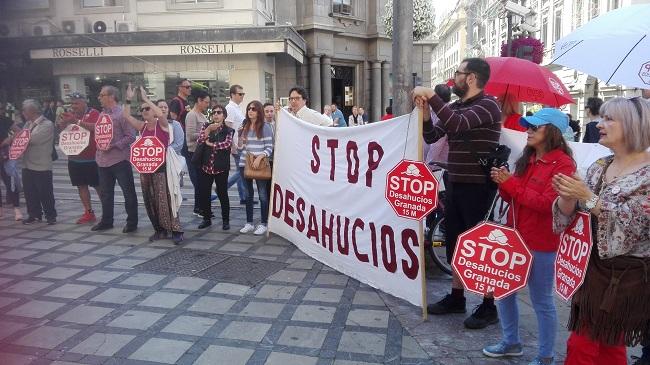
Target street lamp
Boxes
[501,0,531,57]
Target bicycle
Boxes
[423,163,452,275]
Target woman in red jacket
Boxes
[482,108,576,365]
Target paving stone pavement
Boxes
[0,156,642,365]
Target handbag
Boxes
[244,152,271,180]
[191,142,207,167]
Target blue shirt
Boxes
[170,120,185,154]
[332,109,346,127]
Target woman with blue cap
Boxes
[482,108,576,365]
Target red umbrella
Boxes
[484,57,574,107]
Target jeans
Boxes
[198,169,229,221]
[184,152,200,211]
[497,250,557,358]
[227,153,247,202]
[241,166,269,224]
[22,169,55,220]
[97,160,138,227]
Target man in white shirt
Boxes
[322,104,333,123]
[287,86,332,127]
[225,84,248,204]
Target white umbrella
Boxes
[551,4,650,88]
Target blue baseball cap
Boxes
[520,108,569,132]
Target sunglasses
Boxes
[140,107,151,112]
[628,96,643,119]
[527,124,540,132]
[213,110,223,115]
[237,92,246,96]
[180,85,191,89]
[247,106,257,111]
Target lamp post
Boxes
[391,0,413,116]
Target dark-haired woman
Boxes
[197,105,233,230]
[482,108,576,365]
[237,101,273,235]
[185,89,210,216]
[123,84,183,244]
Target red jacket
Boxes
[499,148,575,252]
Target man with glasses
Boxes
[91,85,138,233]
[225,84,249,205]
[412,57,502,330]
[285,86,332,126]
[169,79,191,130]
[57,92,102,225]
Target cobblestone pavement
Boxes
[0,155,641,364]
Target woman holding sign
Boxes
[237,100,273,235]
[123,84,184,244]
[552,97,650,365]
[482,108,576,365]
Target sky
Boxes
[431,0,459,26]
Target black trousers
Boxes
[22,168,56,220]
[444,181,496,264]
[185,151,201,211]
[198,169,229,221]
[97,160,138,227]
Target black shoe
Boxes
[198,220,212,229]
[463,303,499,329]
[46,218,56,225]
[172,231,184,245]
[239,200,247,205]
[427,294,466,315]
[91,222,113,231]
[122,225,137,233]
[193,208,201,217]
[222,220,230,230]
[22,217,42,225]
[148,230,167,242]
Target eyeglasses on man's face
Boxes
[454,70,471,77]
[288,96,302,102]
[237,92,246,97]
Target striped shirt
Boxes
[237,122,274,167]
[423,91,501,184]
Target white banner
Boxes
[499,128,611,178]
[268,109,423,307]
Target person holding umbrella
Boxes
[552,96,650,365]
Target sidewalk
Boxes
[0,199,641,365]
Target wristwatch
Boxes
[585,194,599,210]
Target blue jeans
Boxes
[227,153,246,201]
[241,167,269,224]
[496,250,557,359]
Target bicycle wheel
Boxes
[428,217,452,275]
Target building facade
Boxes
[0,0,434,122]
[454,0,649,123]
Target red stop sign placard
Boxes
[59,124,90,156]
[385,159,438,220]
[555,212,593,301]
[95,114,113,151]
[452,222,532,299]
[9,129,31,160]
[130,136,166,173]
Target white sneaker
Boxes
[240,223,255,234]
[253,224,267,235]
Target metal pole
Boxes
[506,13,513,57]
[391,0,414,116]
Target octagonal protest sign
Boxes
[452,222,532,299]
[95,113,113,151]
[9,129,31,160]
[385,159,438,220]
[555,211,593,301]
[59,124,90,156]
[130,135,166,173]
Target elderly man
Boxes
[57,92,102,224]
[286,86,332,126]
[91,85,138,233]
[20,99,57,225]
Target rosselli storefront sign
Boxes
[31,42,286,59]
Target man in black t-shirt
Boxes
[169,79,191,130]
